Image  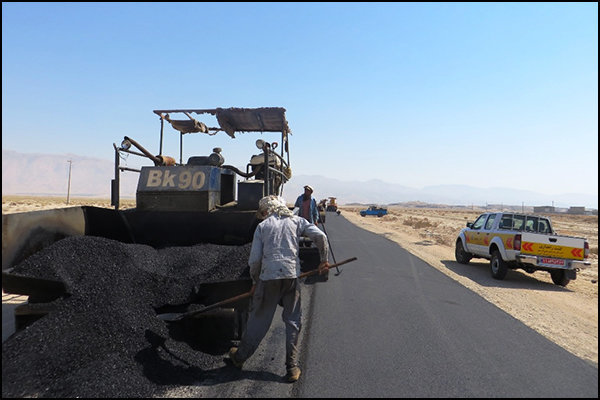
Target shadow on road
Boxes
[303,273,329,285]
[440,259,572,292]
[205,360,286,384]
[136,330,284,388]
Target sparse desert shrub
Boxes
[435,235,449,246]
[403,216,436,229]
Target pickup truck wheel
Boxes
[490,250,508,280]
[550,270,570,287]
[455,239,472,264]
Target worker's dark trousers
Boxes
[235,278,302,369]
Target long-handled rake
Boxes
[318,220,341,276]
[157,257,357,322]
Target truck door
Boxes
[482,213,498,251]
[465,214,490,256]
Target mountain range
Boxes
[2,150,597,209]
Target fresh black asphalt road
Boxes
[294,212,598,398]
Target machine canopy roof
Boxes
[153,107,290,139]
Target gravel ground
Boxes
[2,236,252,398]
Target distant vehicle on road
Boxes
[360,206,388,217]
[326,197,338,212]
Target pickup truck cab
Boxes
[360,206,388,217]
[455,212,591,286]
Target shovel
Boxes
[157,256,358,322]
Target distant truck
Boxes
[360,206,388,217]
[326,197,338,212]
[455,212,591,286]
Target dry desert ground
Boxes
[2,196,598,365]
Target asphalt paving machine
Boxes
[2,107,321,340]
[326,197,338,212]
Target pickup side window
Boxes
[499,214,513,230]
[512,215,525,231]
[485,214,497,230]
[471,214,488,230]
[538,219,551,234]
[525,216,539,232]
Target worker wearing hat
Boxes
[228,195,329,382]
[294,185,320,225]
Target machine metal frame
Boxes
[111,107,292,210]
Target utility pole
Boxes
[66,160,72,205]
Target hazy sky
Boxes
[2,2,598,197]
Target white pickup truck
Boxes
[455,212,591,286]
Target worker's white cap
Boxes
[304,185,313,192]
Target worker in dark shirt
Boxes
[294,185,319,224]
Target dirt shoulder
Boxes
[339,206,598,365]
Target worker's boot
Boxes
[285,366,301,382]
[228,347,244,369]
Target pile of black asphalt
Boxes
[2,235,252,398]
